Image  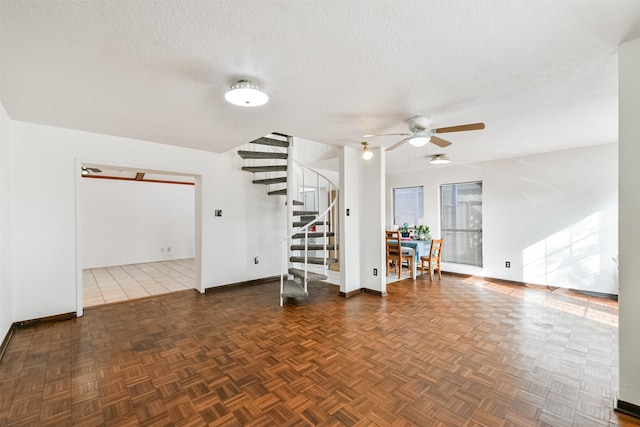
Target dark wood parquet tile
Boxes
[0,275,638,426]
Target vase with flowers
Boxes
[416,225,430,240]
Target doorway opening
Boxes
[76,163,199,313]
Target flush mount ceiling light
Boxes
[408,135,431,147]
[361,142,373,160]
[430,154,451,165]
[225,79,269,107]
[408,129,431,147]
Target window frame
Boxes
[439,181,483,267]
[392,186,424,229]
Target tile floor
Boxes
[83,258,195,307]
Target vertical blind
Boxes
[392,186,424,228]
[440,181,483,266]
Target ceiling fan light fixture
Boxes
[408,135,431,147]
[361,142,373,160]
[225,79,269,107]
[430,154,451,165]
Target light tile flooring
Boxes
[83,259,195,307]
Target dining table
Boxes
[400,239,432,261]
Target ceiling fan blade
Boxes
[385,138,411,151]
[82,167,102,173]
[430,136,452,148]
[434,122,485,133]
[363,132,410,138]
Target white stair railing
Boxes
[280,158,338,306]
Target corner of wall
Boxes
[0,100,13,340]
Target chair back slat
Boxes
[420,238,443,280]
[386,231,402,257]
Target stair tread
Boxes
[288,268,327,281]
[291,244,339,251]
[250,137,289,148]
[292,221,329,227]
[238,151,288,160]
[281,280,308,298]
[285,200,304,206]
[242,165,288,173]
[253,177,287,185]
[290,256,338,265]
[292,232,335,239]
[293,210,319,216]
[268,189,287,196]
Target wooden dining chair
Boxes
[386,230,415,279]
[420,238,443,280]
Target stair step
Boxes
[288,268,327,281]
[242,165,288,173]
[268,188,287,196]
[293,221,329,227]
[281,280,308,298]
[271,132,290,138]
[292,232,335,239]
[290,256,338,265]
[238,151,288,160]
[288,200,304,206]
[299,215,316,221]
[250,137,289,148]
[291,244,339,251]
[293,210,319,216]
[253,177,287,185]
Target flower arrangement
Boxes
[416,225,430,240]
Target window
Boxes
[440,181,483,266]
[393,186,424,228]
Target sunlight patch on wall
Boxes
[523,213,601,289]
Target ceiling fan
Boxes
[364,116,485,151]
[81,167,102,175]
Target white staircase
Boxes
[237,134,338,305]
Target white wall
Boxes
[79,178,195,268]
[618,37,640,410]
[387,143,618,295]
[0,101,12,338]
[9,121,285,323]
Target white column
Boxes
[339,147,361,295]
[359,147,386,295]
[618,37,640,415]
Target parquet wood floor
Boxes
[1,274,638,426]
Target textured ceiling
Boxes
[1,0,639,173]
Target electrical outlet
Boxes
[254,256,259,265]
[215,210,222,217]
[346,208,350,216]
[167,247,171,252]
[373,268,378,276]
[505,261,511,268]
